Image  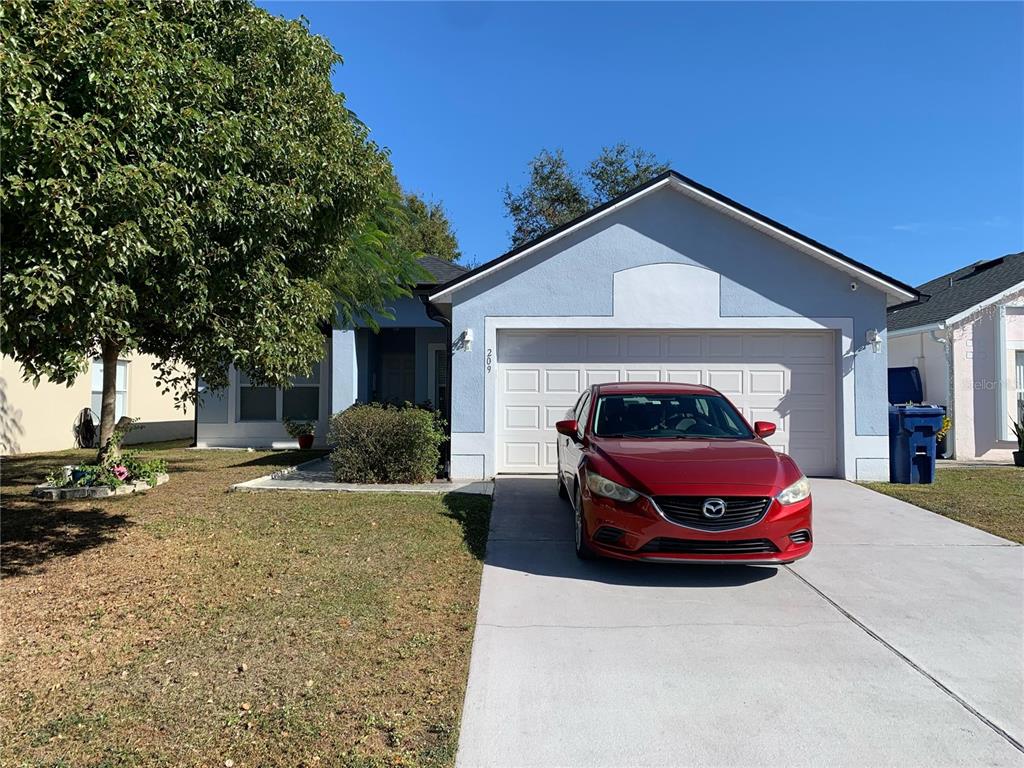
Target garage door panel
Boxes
[583,334,620,359]
[545,406,568,428]
[505,368,540,392]
[504,406,540,430]
[504,442,540,467]
[625,334,662,358]
[543,442,559,467]
[789,408,829,433]
[788,334,831,360]
[544,369,580,393]
[585,369,620,387]
[707,369,744,394]
[791,370,828,395]
[666,369,702,384]
[743,334,787,358]
[748,406,781,425]
[496,330,837,476]
[625,369,660,382]
[665,335,701,358]
[707,334,744,357]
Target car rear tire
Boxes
[574,485,597,560]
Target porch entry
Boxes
[363,328,449,412]
[375,328,416,404]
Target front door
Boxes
[380,353,416,404]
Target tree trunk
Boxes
[96,339,121,463]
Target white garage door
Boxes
[495,329,837,477]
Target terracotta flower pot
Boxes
[298,434,314,450]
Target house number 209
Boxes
[486,348,493,373]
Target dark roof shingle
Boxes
[887,252,1024,331]
[416,255,468,287]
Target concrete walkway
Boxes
[231,458,493,495]
[457,478,1024,768]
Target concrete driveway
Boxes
[456,478,1024,767]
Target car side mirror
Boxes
[555,419,578,438]
[754,421,776,439]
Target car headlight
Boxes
[586,471,639,503]
[776,476,811,505]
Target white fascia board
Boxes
[431,175,916,305]
[944,280,1024,327]
[888,322,946,338]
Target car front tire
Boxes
[574,484,597,560]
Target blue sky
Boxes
[262,1,1022,286]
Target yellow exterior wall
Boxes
[0,354,193,455]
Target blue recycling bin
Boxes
[888,405,945,484]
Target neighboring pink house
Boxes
[888,252,1024,462]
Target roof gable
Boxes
[887,252,1024,331]
[429,170,918,305]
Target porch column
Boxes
[331,329,358,414]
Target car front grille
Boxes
[639,537,780,555]
[653,496,772,531]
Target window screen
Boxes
[282,363,320,421]
[238,371,277,421]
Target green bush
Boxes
[328,403,446,484]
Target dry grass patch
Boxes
[862,467,1023,543]
[1,443,490,767]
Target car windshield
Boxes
[592,393,754,439]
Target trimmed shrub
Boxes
[328,403,446,484]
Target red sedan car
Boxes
[555,382,812,564]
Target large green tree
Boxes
[1,0,423,456]
[394,190,461,263]
[503,143,669,246]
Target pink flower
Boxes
[112,465,129,481]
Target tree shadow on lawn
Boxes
[1,499,131,578]
[228,450,328,469]
[1,454,133,577]
[441,493,493,561]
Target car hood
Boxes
[590,437,790,495]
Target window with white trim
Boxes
[238,371,277,421]
[282,363,321,421]
[91,359,128,420]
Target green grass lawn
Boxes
[863,467,1024,543]
[1,443,491,768]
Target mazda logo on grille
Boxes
[702,498,727,518]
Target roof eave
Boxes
[429,170,917,305]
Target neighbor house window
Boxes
[238,371,277,421]
[282,363,320,421]
[91,359,127,420]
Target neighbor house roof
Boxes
[887,252,1024,332]
[429,170,919,305]
[416,255,468,288]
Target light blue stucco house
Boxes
[196,171,919,481]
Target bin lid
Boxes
[892,405,945,431]
[894,405,945,416]
[888,366,923,405]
